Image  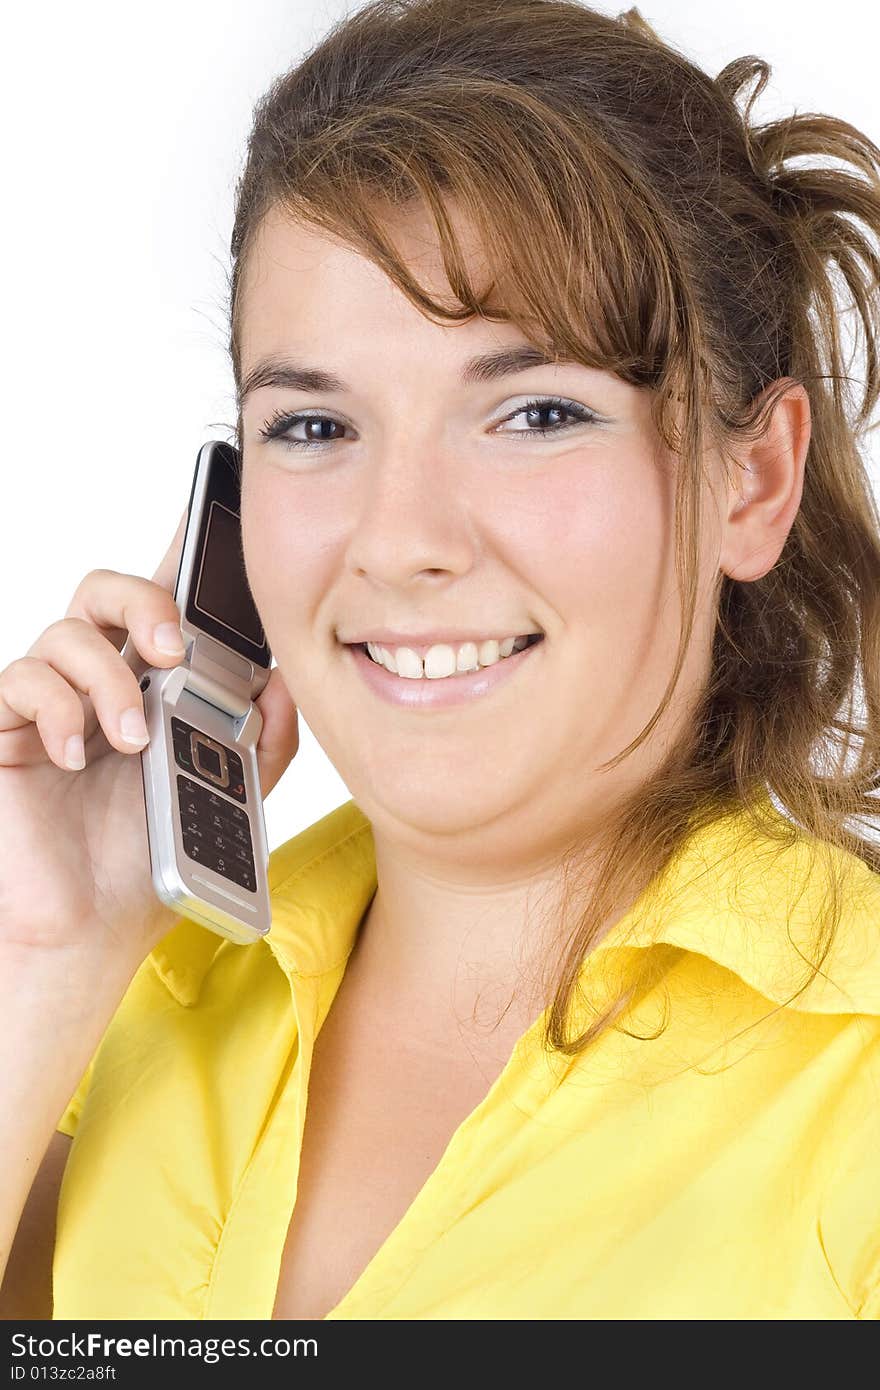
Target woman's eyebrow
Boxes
[238,343,569,405]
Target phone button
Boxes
[170,716,248,804]
[176,775,257,893]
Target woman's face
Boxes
[237,202,727,869]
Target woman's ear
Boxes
[719,380,812,583]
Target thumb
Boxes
[150,505,189,592]
[253,665,300,798]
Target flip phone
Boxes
[124,440,273,944]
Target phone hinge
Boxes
[182,635,254,720]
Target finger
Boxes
[150,505,190,591]
[253,666,300,799]
[0,657,89,769]
[62,571,186,664]
[22,618,170,755]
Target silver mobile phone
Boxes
[125,440,273,945]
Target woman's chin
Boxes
[349,776,534,841]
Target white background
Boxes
[2,0,878,852]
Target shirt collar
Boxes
[149,796,880,1016]
[149,799,377,1007]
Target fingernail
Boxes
[120,706,149,745]
[64,734,85,770]
[153,622,185,655]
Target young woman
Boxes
[2,0,879,1320]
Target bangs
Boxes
[235,85,698,425]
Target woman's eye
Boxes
[495,398,599,440]
[258,412,349,450]
[256,396,599,451]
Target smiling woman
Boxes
[20,0,880,1323]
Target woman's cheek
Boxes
[520,461,671,628]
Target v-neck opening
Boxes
[261,948,571,1322]
[320,990,566,1319]
[213,880,649,1321]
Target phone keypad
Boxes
[171,716,247,804]
[177,775,257,893]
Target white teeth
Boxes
[364,634,538,679]
[456,642,480,672]
[424,645,457,679]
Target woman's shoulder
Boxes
[611,795,880,1019]
[58,797,378,1137]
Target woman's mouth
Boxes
[342,634,545,709]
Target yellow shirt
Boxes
[53,796,880,1320]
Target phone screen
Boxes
[179,443,272,670]
[194,501,266,649]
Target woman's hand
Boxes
[0,508,299,967]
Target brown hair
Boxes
[226,0,880,1055]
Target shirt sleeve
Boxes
[817,1028,880,1318]
[56,1053,98,1138]
[861,1284,880,1319]
[53,918,209,1139]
